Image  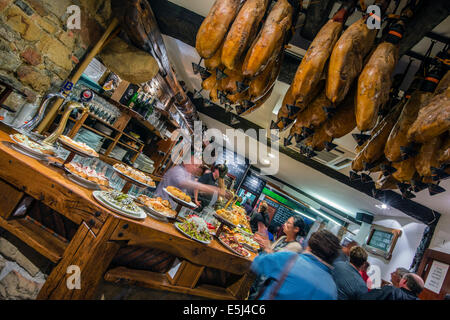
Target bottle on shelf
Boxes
[127,91,139,109]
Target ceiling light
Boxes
[376,203,389,210]
[294,210,316,222]
[310,207,342,226]
[222,134,229,141]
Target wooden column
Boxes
[37,216,120,300]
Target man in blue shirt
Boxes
[251,230,341,300]
[332,246,369,300]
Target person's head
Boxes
[390,267,409,287]
[399,273,424,296]
[306,230,341,265]
[283,215,306,239]
[246,199,251,205]
[349,246,368,269]
[211,163,227,180]
[360,261,370,273]
[259,201,268,213]
[342,240,358,256]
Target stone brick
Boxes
[14,0,34,16]
[58,30,75,49]
[37,34,72,70]
[44,58,70,80]
[20,46,42,66]
[40,0,72,19]
[34,15,57,34]
[16,64,50,92]
[0,0,12,12]
[79,13,103,47]
[0,270,43,300]
[0,255,6,273]
[24,0,48,16]
[0,51,21,72]
[5,5,42,41]
[0,237,41,277]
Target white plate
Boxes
[10,134,48,155]
[217,236,251,258]
[92,191,146,220]
[163,187,197,209]
[140,203,175,220]
[63,166,109,190]
[213,212,237,229]
[58,137,98,158]
[112,166,153,189]
[8,141,48,161]
[174,222,211,244]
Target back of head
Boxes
[396,267,409,278]
[402,273,424,296]
[259,201,268,213]
[308,230,341,265]
[349,246,368,269]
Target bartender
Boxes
[154,154,230,209]
[194,163,228,211]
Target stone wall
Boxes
[0,0,112,110]
[0,230,53,300]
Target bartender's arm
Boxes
[194,189,201,207]
[179,179,230,198]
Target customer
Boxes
[331,246,369,300]
[243,199,253,215]
[250,230,341,300]
[389,267,410,287]
[360,273,424,300]
[249,201,269,234]
[360,261,372,289]
[154,154,229,208]
[334,239,358,263]
[254,215,306,254]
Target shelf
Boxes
[117,140,141,152]
[67,117,115,141]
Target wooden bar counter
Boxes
[0,123,255,300]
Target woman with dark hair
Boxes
[249,201,270,233]
[255,215,307,254]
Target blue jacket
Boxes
[251,251,337,300]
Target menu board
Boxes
[241,172,266,196]
[368,230,393,252]
[271,204,296,228]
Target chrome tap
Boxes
[18,91,67,133]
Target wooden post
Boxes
[36,18,120,134]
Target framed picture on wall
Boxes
[364,224,402,260]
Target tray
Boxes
[140,202,176,220]
[58,137,99,158]
[92,191,146,220]
[164,187,197,209]
[112,166,153,189]
[174,222,211,244]
[217,235,251,258]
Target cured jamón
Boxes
[437,135,450,165]
[291,19,342,107]
[249,53,281,100]
[222,0,269,70]
[239,86,274,116]
[326,18,377,104]
[304,124,333,152]
[356,42,399,131]
[196,0,242,59]
[242,0,292,77]
[392,157,416,183]
[415,135,443,179]
[384,91,433,162]
[204,44,224,70]
[407,85,450,143]
[202,70,218,91]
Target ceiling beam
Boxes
[398,0,450,57]
[191,93,442,226]
[300,0,335,40]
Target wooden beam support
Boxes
[399,0,450,57]
[300,0,335,40]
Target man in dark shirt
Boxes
[332,246,369,300]
[250,201,269,234]
[243,199,253,215]
[359,273,424,300]
[333,239,358,263]
[194,163,227,210]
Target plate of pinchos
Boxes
[164,186,197,209]
[93,190,146,220]
[58,135,99,158]
[9,133,54,160]
[136,195,177,220]
[64,162,110,190]
[112,163,156,189]
[217,233,251,258]
[174,215,212,244]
